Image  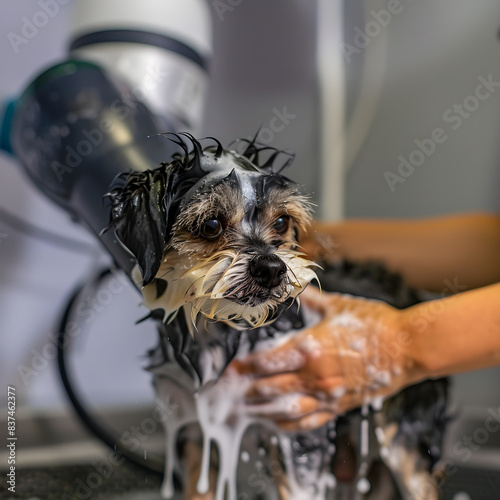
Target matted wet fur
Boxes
[107,133,448,500]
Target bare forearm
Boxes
[235,285,500,426]
[403,283,500,380]
[305,213,500,291]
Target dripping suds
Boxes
[153,304,397,499]
[355,404,372,496]
[357,477,371,494]
[155,339,341,500]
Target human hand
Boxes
[230,287,420,431]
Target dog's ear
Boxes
[107,167,169,286]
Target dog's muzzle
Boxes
[249,254,287,289]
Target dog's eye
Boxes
[273,216,290,235]
[201,218,224,239]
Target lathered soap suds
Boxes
[149,303,392,500]
[152,338,332,500]
[148,305,338,500]
[142,262,392,499]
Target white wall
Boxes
[344,0,500,217]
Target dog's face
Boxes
[108,134,317,330]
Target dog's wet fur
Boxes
[107,133,448,500]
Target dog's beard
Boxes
[139,249,318,331]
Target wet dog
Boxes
[107,133,448,500]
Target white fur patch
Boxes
[141,249,318,330]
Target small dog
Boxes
[108,133,448,500]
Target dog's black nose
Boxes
[249,255,287,288]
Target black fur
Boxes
[107,134,448,499]
[106,133,297,285]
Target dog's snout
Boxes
[249,254,286,288]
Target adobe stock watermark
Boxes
[343,276,467,392]
[409,405,500,500]
[7,0,73,54]
[311,233,341,263]
[16,270,130,386]
[256,107,296,145]
[452,406,500,462]
[341,0,410,63]
[408,277,467,335]
[212,0,244,21]
[385,74,500,192]
[51,64,171,183]
[237,438,304,500]
[242,458,285,499]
